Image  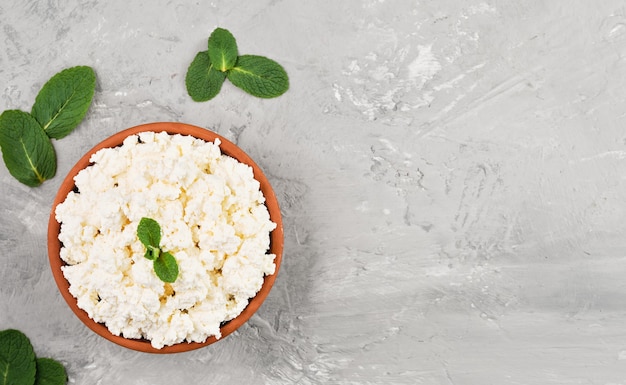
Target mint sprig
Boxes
[137,217,179,283]
[0,329,67,385]
[185,27,289,101]
[0,66,96,187]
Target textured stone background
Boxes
[2,1,626,384]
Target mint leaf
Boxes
[31,66,96,140]
[137,217,161,248]
[137,218,179,282]
[0,110,56,187]
[208,28,238,72]
[227,55,289,98]
[0,329,37,385]
[186,28,289,101]
[153,251,179,283]
[34,358,67,385]
[185,51,227,102]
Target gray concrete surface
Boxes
[2,0,626,384]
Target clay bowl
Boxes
[47,122,283,354]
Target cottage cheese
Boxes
[55,131,276,349]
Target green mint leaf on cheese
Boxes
[153,251,179,283]
[208,28,238,72]
[227,55,289,98]
[0,110,57,187]
[137,217,179,282]
[185,51,227,102]
[0,329,37,385]
[137,217,161,249]
[31,66,96,140]
[34,358,67,385]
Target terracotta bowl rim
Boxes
[47,121,284,354]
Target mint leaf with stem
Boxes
[185,51,227,102]
[208,28,238,72]
[186,27,289,101]
[0,329,37,385]
[0,110,57,187]
[227,55,289,98]
[0,65,95,187]
[153,251,179,283]
[137,217,179,283]
[31,66,96,140]
[34,358,67,385]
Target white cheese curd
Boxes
[55,131,276,349]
